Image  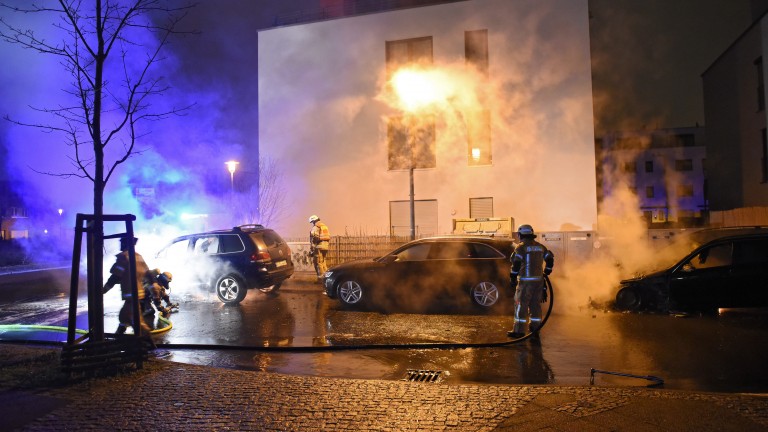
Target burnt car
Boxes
[323,236,515,312]
[154,224,294,304]
[614,231,768,313]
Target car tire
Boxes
[615,286,642,311]
[338,279,364,307]
[470,281,501,308]
[215,274,247,304]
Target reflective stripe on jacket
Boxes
[510,239,554,281]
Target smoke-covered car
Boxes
[154,224,294,304]
[614,231,768,313]
[323,236,515,312]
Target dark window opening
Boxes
[675,159,693,171]
[645,161,653,173]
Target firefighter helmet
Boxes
[309,215,320,224]
[518,224,535,237]
[157,271,173,288]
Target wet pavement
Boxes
[2,343,768,431]
[2,271,768,393]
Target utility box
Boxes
[452,217,515,237]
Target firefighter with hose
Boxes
[508,224,554,339]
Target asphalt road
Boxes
[1,269,768,393]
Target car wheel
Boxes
[470,281,501,308]
[615,286,642,311]
[338,279,364,307]
[216,274,247,304]
[259,282,282,294]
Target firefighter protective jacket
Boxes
[510,238,554,281]
[310,221,331,250]
[106,250,150,300]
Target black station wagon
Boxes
[323,236,515,312]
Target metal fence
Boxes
[288,235,412,272]
[288,228,711,273]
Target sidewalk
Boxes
[1,344,767,431]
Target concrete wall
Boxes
[259,0,596,238]
[702,18,768,210]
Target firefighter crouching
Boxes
[508,224,554,339]
[142,268,178,318]
[309,214,331,280]
[103,236,152,336]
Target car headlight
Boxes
[324,270,333,278]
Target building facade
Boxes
[702,3,768,211]
[596,127,707,227]
[258,0,597,238]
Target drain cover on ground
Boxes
[403,369,448,383]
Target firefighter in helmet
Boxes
[308,214,331,280]
[508,224,554,339]
[103,236,152,335]
[143,268,178,318]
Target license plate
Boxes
[275,260,287,267]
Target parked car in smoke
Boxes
[323,236,515,312]
[154,224,294,304]
[614,229,768,313]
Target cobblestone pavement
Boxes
[3,355,768,432]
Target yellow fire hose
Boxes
[0,314,173,336]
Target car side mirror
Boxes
[380,255,397,264]
[682,262,695,272]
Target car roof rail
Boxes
[235,224,266,232]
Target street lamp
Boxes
[57,208,63,238]
[391,68,445,240]
[225,160,239,193]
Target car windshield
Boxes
[637,235,703,273]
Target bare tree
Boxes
[235,156,288,228]
[0,0,193,339]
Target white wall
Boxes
[259,0,597,238]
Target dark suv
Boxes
[154,225,294,304]
[614,231,768,313]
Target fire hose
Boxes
[0,314,173,337]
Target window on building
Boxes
[386,36,433,73]
[756,57,765,111]
[464,30,491,166]
[387,115,436,170]
[646,186,654,198]
[623,161,637,173]
[762,128,768,183]
[465,29,488,76]
[386,37,435,171]
[469,197,493,218]
[645,161,653,173]
[389,199,438,237]
[677,134,696,147]
[675,159,693,171]
[467,109,491,165]
[677,184,694,197]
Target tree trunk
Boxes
[90,0,106,340]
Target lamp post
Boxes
[391,68,444,240]
[57,208,63,239]
[225,160,239,193]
